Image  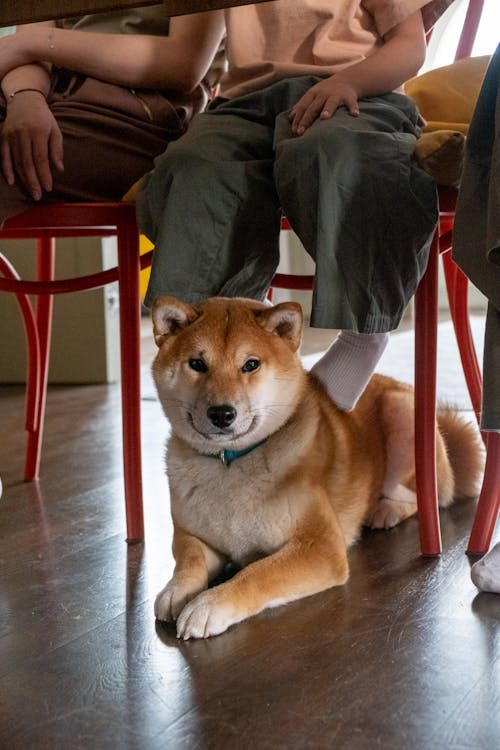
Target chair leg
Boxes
[442,251,498,553]
[442,252,482,426]
[117,222,144,543]
[414,233,442,556]
[0,252,41,436]
[25,238,55,480]
[467,433,500,555]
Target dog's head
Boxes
[151,296,306,454]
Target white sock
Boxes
[311,330,389,411]
[471,541,500,594]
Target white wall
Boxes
[0,238,120,384]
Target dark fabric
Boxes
[139,75,438,332]
[453,44,500,430]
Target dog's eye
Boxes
[188,358,208,373]
[242,358,260,373]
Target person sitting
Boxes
[0,8,225,226]
[137,0,454,413]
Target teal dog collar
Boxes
[205,438,268,466]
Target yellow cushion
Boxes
[405,55,490,132]
[122,179,143,202]
[413,129,465,188]
[139,234,153,299]
[405,56,490,186]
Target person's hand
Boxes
[289,76,360,135]
[1,92,64,200]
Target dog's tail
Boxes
[436,405,484,505]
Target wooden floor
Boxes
[0,321,499,750]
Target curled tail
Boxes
[437,405,485,502]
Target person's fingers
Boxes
[0,139,15,185]
[49,125,64,174]
[12,132,43,200]
[32,132,54,193]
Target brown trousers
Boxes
[0,67,206,226]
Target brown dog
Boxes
[151,296,483,639]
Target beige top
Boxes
[220,0,455,99]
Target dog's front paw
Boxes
[370,497,417,530]
[176,589,239,640]
[154,579,205,622]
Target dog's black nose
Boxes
[207,404,237,428]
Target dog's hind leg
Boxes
[369,389,419,530]
[369,387,458,529]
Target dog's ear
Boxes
[152,296,199,347]
[256,302,303,351]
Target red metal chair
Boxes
[0,202,153,543]
[271,0,499,556]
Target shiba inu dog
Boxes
[152,296,483,639]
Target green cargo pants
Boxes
[138,76,438,333]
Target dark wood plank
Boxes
[0,334,498,750]
[0,0,273,28]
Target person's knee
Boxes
[0,180,32,227]
[153,136,206,177]
[277,127,364,204]
[275,121,363,178]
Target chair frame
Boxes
[274,198,499,558]
[0,202,153,543]
[272,0,499,556]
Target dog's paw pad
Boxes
[370,498,417,530]
[176,590,236,639]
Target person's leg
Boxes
[309,331,389,411]
[471,542,500,594]
[49,77,184,202]
[139,93,285,308]
[273,89,438,409]
[481,303,500,431]
[0,180,34,228]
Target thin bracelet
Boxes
[6,88,47,102]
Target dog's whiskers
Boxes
[271,375,300,383]
[160,397,193,410]
[252,404,292,414]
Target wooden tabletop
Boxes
[1,0,271,27]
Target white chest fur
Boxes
[167,441,303,565]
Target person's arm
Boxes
[290,10,426,134]
[1,23,61,200]
[0,12,225,200]
[1,22,54,101]
[0,12,225,92]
